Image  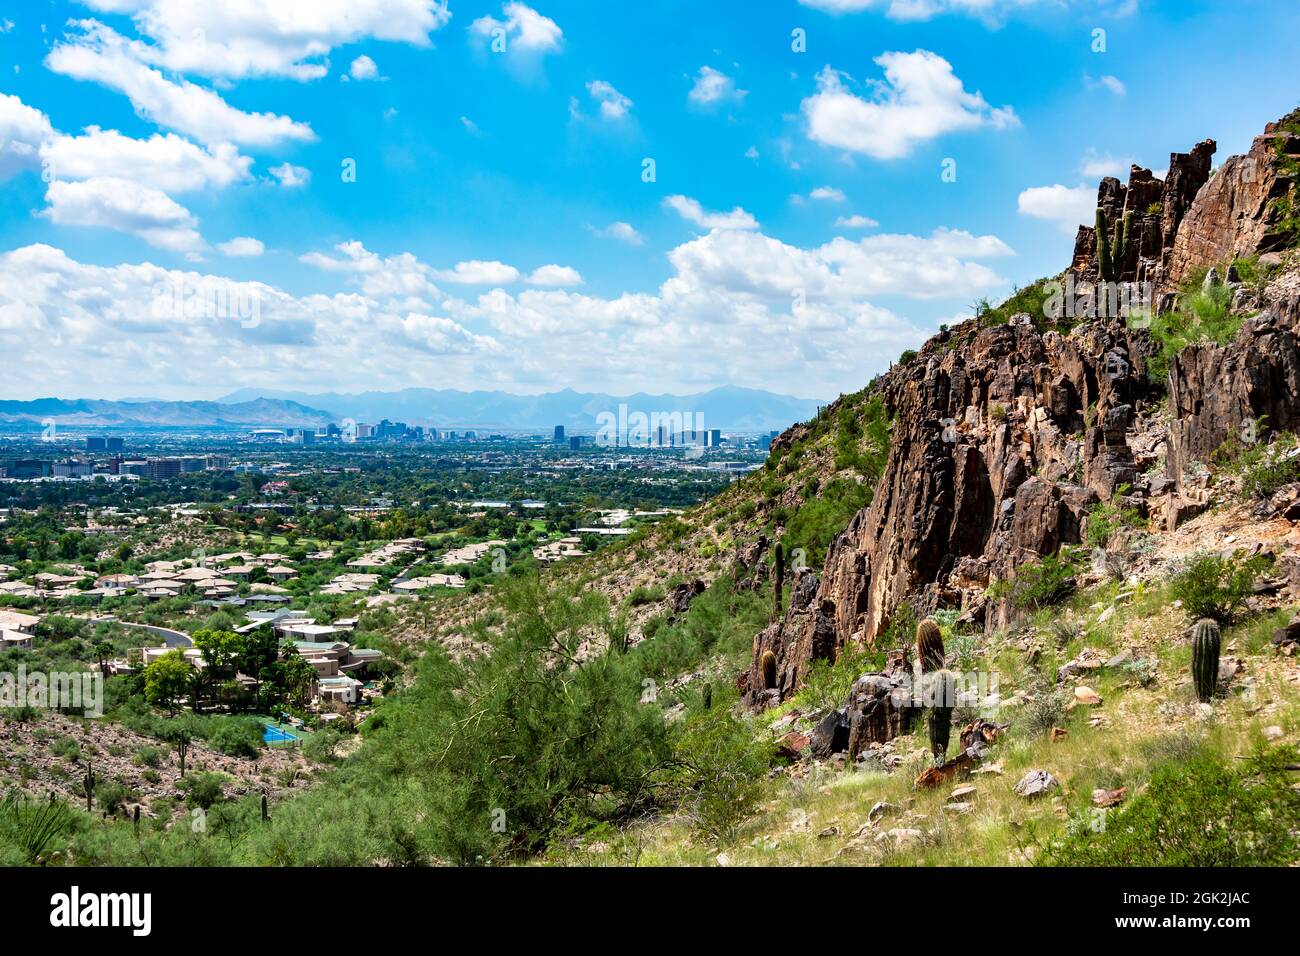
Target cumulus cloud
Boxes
[527,264,582,287]
[269,162,310,187]
[46,21,316,148]
[72,0,450,80]
[42,177,204,254]
[4,218,1014,398]
[585,80,632,120]
[470,2,563,54]
[810,186,846,201]
[590,221,643,245]
[0,91,54,178]
[41,127,251,192]
[802,51,1018,159]
[688,66,747,108]
[348,55,380,81]
[664,195,759,231]
[433,260,521,285]
[1078,149,1133,179]
[835,214,880,228]
[796,0,1041,23]
[1017,183,1095,233]
[218,237,264,257]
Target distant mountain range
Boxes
[0,397,333,430]
[215,386,825,432]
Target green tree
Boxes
[143,650,194,713]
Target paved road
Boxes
[118,621,193,648]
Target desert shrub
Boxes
[784,477,872,569]
[303,727,344,764]
[180,772,228,810]
[207,717,264,759]
[365,574,675,864]
[988,550,1078,610]
[626,585,665,608]
[134,745,165,768]
[94,779,136,815]
[1146,279,1239,385]
[1044,744,1299,866]
[833,395,891,476]
[50,736,80,761]
[789,642,887,713]
[1170,551,1271,623]
[671,708,774,843]
[1240,434,1300,499]
[1084,485,1145,549]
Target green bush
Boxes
[670,708,774,843]
[1240,434,1300,499]
[784,477,873,569]
[1084,484,1145,549]
[1170,551,1271,623]
[207,717,264,759]
[1145,279,1239,386]
[1044,744,1299,866]
[988,551,1078,610]
[180,772,228,810]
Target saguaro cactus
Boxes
[83,762,96,812]
[760,650,777,691]
[1095,208,1113,282]
[916,620,951,761]
[702,682,713,710]
[916,619,945,673]
[1191,618,1221,703]
[773,542,785,618]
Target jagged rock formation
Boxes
[1070,140,1215,290]
[744,109,1300,710]
[1167,296,1300,484]
[1169,114,1300,286]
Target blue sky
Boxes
[0,0,1297,402]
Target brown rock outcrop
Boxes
[744,316,1158,707]
[1168,114,1300,286]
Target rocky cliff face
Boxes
[743,109,1300,710]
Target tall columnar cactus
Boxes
[916,619,945,673]
[1095,207,1134,283]
[916,620,951,761]
[760,650,777,691]
[1113,210,1133,273]
[1191,618,1221,703]
[702,682,713,710]
[773,542,785,618]
[929,702,952,763]
[83,762,96,812]
[1095,208,1113,282]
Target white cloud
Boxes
[218,237,264,257]
[810,186,846,202]
[802,51,1018,160]
[744,146,759,159]
[0,19,13,34]
[470,2,563,54]
[664,195,759,231]
[590,221,643,245]
[434,260,521,285]
[688,66,747,107]
[348,55,380,81]
[796,0,1041,23]
[835,214,880,228]
[1085,73,1127,96]
[1017,183,1095,233]
[1078,149,1133,179]
[460,115,481,135]
[0,91,54,179]
[585,80,632,121]
[41,127,251,192]
[42,177,204,254]
[269,162,310,187]
[3,222,1013,398]
[528,264,583,287]
[46,21,316,148]
[73,1,451,80]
